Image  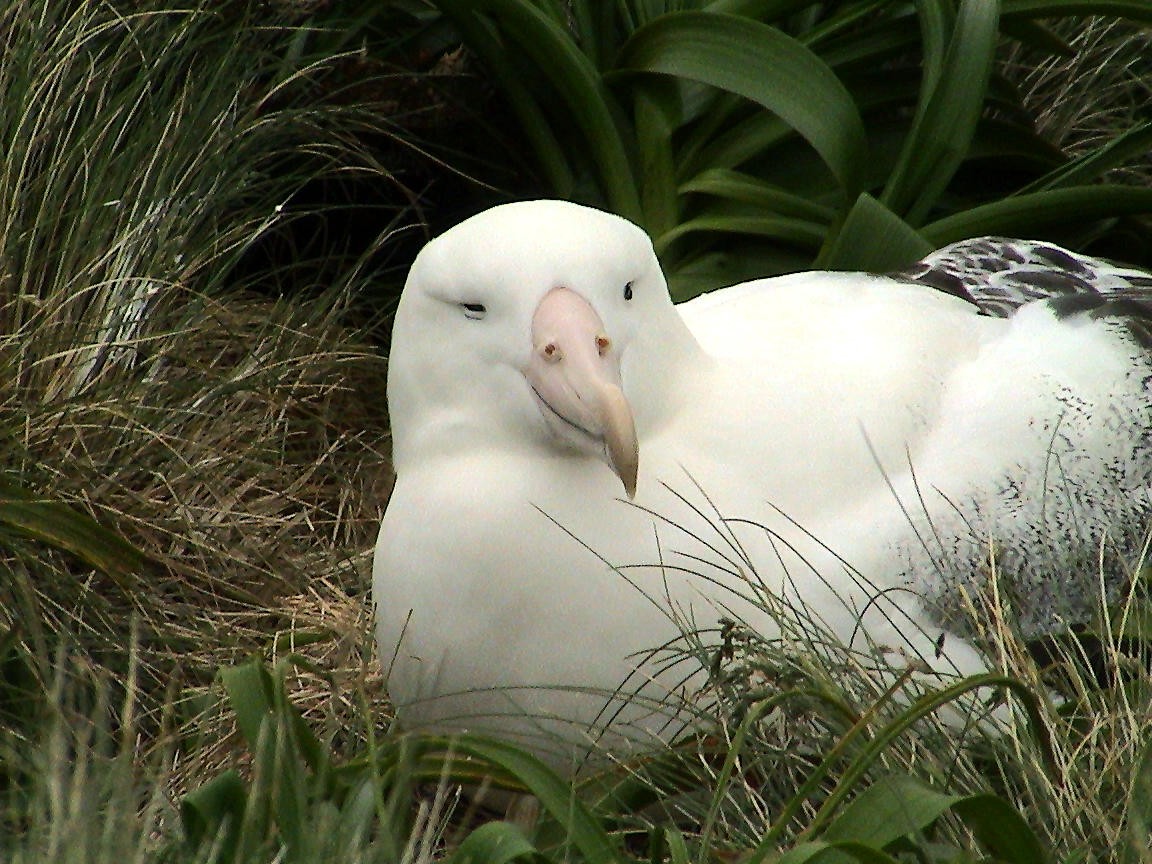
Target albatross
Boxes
[374,199,1152,766]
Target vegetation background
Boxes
[1,0,1151,861]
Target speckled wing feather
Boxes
[890,236,1152,347]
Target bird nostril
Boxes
[543,342,560,361]
[596,335,611,356]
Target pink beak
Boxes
[524,287,638,497]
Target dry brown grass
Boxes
[0,283,394,752]
[0,0,410,771]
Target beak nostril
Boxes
[596,335,611,356]
[542,342,560,361]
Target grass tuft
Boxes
[0,0,398,755]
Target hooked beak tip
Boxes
[600,385,639,499]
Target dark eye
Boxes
[623,281,634,301]
[459,302,487,320]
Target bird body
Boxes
[375,200,1152,766]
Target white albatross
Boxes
[374,199,1152,767]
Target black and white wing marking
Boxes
[889,236,1152,346]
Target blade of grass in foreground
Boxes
[430,734,627,864]
[0,473,149,584]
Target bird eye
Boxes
[459,302,487,320]
[623,281,634,301]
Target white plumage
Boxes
[374,200,1152,766]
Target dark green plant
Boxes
[418,0,1152,297]
[182,658,1060,864]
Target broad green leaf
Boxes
[680,110,795,177]
[655,213,827,255]
[435,734,626,864]
[568,1,617,71]
[913,0,953,99]
[634,79,681,238]
[781,672,1052,851]
[966,117,1066,168]
[224,665,310,855]
[817,192,931,271]
[922,185,1152,244]
[680,168,836,223]
[666,245,814,299]
[823,775,956,847]
[448,821,543,864]
[704,0,820,17]
[951,794,1049,864]
[219,660,280,751]
[431,1,576,198]
[465,0,642,219]
[883,0,1000,223]
[180,769,247,860]
[815,14,921,69]
[219,658,329,778]
[999,17,1076,55]
[616,10,867,197]
[773,839,898,864]
[661,827,693,864]
[0,473,148,584]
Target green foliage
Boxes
[6,629,1152,864]
[171,659,1063,864]
[422,0,1152,296]
[0,473,150,587]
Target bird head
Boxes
[387,200,690,497]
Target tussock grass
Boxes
[0,0,397,751]
[675,553,1152,858]
[9,556,1148,862]
[3,2,1152,861]
[1002,16,1152,185]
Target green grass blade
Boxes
[616,10,867,198]
[680,168,837,223]
[0,474,149,584]
[1123,738,1152,864]
[1020,121,1152,192]
[922,185,1152,244]
[655,212,827,255]
[816,192,932,271]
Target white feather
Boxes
[374,200,1152,766]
